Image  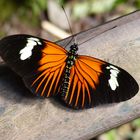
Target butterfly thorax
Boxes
[67,43,78,66]
[60,43,78,96]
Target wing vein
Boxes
[76,60,96,88]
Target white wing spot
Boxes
[19,37,42,60]
[106,65,120,91]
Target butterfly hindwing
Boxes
[0,35,67,97]
[62,55,138,109]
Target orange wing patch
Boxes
[23,41,67,97]
[42,41,67,54]
[62,55,105,109]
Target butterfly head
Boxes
[68,43,78,57]
[70,43,78,52]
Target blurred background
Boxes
[0,0,140,139]
[0,0,140,40]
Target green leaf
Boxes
[73,1,90,19]
[91,0,118,14]
[0,0,16,22]
[132,118,140,128]
[106,129,117,140]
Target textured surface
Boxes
[0,11,140,140]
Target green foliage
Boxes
[17,0,47,26]
[132,118,140,128]
[0,0,47,26]
[72,0,140,19]
[90,0,118,14]
[72,0,120,19]
[135,0,140,8]
[0,0,139,25]
[73,1,90,19]
[0,0,16,22]
[113,0,127,6]
[58,0,66,5]
[106,129,117,140]
[98,119,140,140]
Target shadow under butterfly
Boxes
[0,33,139,109]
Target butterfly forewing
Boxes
[62,55,139,109]
[0,35,67,97]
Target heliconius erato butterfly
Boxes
[0,34,139,109]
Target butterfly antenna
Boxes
[59,1,77,48]
[62,6,73,36]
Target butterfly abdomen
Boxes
[60,43,78,96]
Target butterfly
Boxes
[0,34,138,109]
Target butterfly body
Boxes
[0,34,139,109]
[60,43,78,97]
